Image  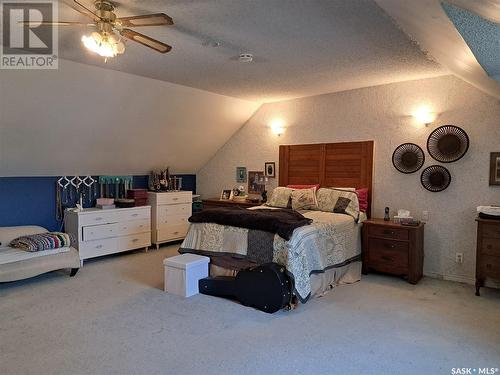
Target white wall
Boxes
[197,75,500,283]
[0,59,259,176]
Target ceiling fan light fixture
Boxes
[81,31,125,58]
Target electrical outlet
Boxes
[455,253,464,264]
[422,211,429,221]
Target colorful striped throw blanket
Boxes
[10,232,72,252]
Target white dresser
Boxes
[65,206,151,264]
[148,191,192,249]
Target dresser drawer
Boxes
[368,225,409,240]
[368,238,409,274]
[116,219,151,236]
[119,232,151,251]
[157,224,190,242]
[156,192,192,205]
[482,224,500,240]
[157,214,189,226]
[78,238,119,259]
[478,255,500,278]
[115,207,150,222]
[158,203,191,218]
[79,211,117,226]
[481,238,500,257]
[82,223,118,241]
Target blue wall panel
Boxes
[0,174,196,232]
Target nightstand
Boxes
[362,218,424,284]
[475,218,500,296]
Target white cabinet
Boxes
[148,191,192,249]
[65,206,151,264]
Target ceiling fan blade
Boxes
[117,13,173,27]
[71,0,103,21]
[121,29,172,53]
[18,21,93,26]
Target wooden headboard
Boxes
[279,141,374,217]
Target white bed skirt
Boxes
[209,260,361,301]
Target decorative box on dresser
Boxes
[362,218,424,284]
[148,191,192,249]
[475,218,500,296]
[65,206,151,265]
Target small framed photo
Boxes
[264,162,276,178]
[236,167,247,183]
[490,152,500,186]
[248,171,266,194]
[220,189,232,200]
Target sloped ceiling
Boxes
[0,59,259,176]
[375,0,500,100]
[55,0,447,103]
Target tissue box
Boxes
[394,216,414,224]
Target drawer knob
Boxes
[381,255,393,261]
[172,198,179,201]
[384,243,396,249]
[383,230,395,235]
[132,238,139,242]
[132,213,139,217]
[173,231,179,235]
[96,245,103,249]
[95,217,103,221]
[486,263,492,269]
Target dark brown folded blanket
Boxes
[188,207,312,240]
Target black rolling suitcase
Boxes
[199,263,293,313]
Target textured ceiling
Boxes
[55,0,446,103]
[442,2,500,82]
[375,0,500,100]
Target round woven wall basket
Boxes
[420,165,451,192]
[427,125,469,163]
[392,143,425,174]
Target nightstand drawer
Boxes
[478,255,500,278]
[481,238,500,257]
[368,225,409,240]
[482,224,500,240]
[368,238,408,274]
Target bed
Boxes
[180,140,374,303]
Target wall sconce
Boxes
[270,119,286,136]
[412,106,437,127]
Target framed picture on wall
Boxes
[236,167,247,183]
[490,152,500,186]
[264,162,276,178]
[248,171,266,194]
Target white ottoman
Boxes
[163,254,210,297]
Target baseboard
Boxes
[424,272,500,288]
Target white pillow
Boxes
[291,187,318,210]
[266,187,293,208]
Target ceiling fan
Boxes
[21,0,173,59]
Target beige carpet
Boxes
[1,245,499,375]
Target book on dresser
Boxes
[148,191,193,249]
[64,206,152,265]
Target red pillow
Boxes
[356,188,369,212]
[286,184,320,190]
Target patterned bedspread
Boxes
[180,209,362,303]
